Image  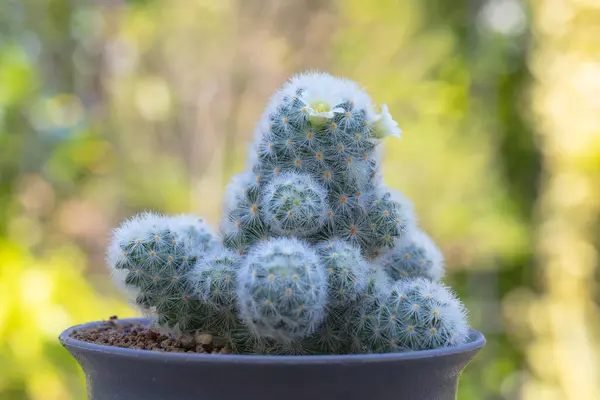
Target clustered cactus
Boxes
[106,72,470,355]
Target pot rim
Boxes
[59,317,486,365]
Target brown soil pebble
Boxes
[69,316,234,354]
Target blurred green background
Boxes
[1,0,599,399]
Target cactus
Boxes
[236,237,327,342]
[106,212,221,332]
[316,239,369,305]
[249,72,417,257]
[261,172,328,236]
[351,277,469,353]
[379,229,445,282]
[188,248,240,333]
[221,172,269,255]
[104,71,473,356]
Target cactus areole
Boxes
[60,72,485,400]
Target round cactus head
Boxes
[387,278,469,350]
[351,277,469,353]
[188,248,241,333]
[262,172,328,237]
[379,229,445,282]
[221,172,269,255]
[236,237,327,342]
[316,239,370,306]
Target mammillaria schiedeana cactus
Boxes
[377,229,445,282]
[237,237,327,342]
[105,72,471,355]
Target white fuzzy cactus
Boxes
[247,72,416,257]
[350,278,469,353]
[106,212,218,332]
[237,237,327,342]
[261,172,328,236]
[105,71,472,355]
[221,172,269,255]
[316,239,370,306]
[379,229,445,282]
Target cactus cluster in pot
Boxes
[106,72,470,355]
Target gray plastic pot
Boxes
[60,318,485,400]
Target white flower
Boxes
[262,72,377,125]
[298,89,344,123]
[373,104,402,139]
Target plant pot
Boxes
[60,318,485,400]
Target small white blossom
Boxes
[256,71,377,132]
[373,104,402,139]
[299,89,344,123]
